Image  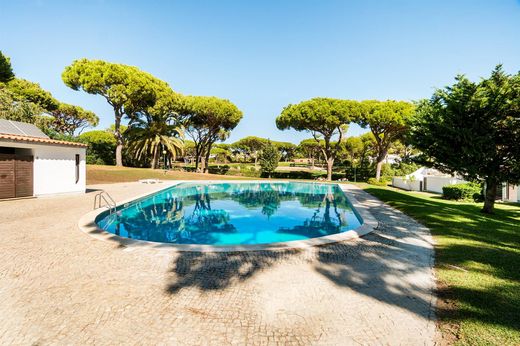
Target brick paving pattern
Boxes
[0,183,436,345]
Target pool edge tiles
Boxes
[78,181,378,252]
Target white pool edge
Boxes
[78,181,378,252]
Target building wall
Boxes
[0,140,86,196]
[424,176,465,194]
[504,183,520,203]
[33,145,86,196]
[392,177,422,191]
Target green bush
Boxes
[442,183,481,201]
[367,177,388,186]
[78,130,116,165]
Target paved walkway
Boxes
[0,182,436,345]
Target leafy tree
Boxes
[5,78,59,112]
[125,82,184,169]
[78,130,117,165]
[0,51,15,83]
[232,136,268,166]
[50,103,98,136]
[296,138,323,167]
[62,59,170,166]
[272,141,297,162]
[411,65,520,214]
[259,140,280,178]
[179,95,243,173]
[359,100,414,180]
[210,147,231,163]
[182,140,197,164]
[276,98,359,180]
[126,116,184,169]
[0,86,44,122]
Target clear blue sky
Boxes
[2,0,520,143]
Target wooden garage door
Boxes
[15,155,33,198]
[0,154,15,199]
[0,154,33,199]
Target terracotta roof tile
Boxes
[0,133,87,148]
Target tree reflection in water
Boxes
[115,190,236,244]
[276,191,350,238]
[101,182,359,245]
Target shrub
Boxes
[259,141,280,177]
[79,130,116,165]
[381,163,395,179]
[367,178,388,186]
[442,183,481,201]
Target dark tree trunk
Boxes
[326,157,334,181]
[151,147,159,169]
[194,144,202,173]
[203,145,211,174]
[482,178,498,214]
[114,110,124,167]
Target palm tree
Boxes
[126,114,184,169]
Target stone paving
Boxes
[0,182,436,345]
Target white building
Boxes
[502,183,520,203]
[392,167,466,193]
[0,120,86,199]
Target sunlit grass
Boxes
[86,164,255,185]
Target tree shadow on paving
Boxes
[165,249,302,293]
[164,188,437,322]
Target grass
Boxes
[360,184,520,345]
[86,164,255,185]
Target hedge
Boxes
[442,183,481,201]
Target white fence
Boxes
[392,176,466,193]
[392,177,422,191]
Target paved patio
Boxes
[0,182,436,345]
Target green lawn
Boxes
[86,165,255,185]
[361,185,520,345]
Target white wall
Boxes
[33,145,86,196]
[392,177,421,191]
[503,184,520,203]
[424,176,465,194]
[0,140,86,196]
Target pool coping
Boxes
[77,181,378,252]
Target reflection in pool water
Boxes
[96,182,362,245]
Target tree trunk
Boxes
[194,144,202,173]
[203,146,211,174]
[375,150,387,181]
[482,179,497,214]
[114,111,124,167]
[151,146,159,169]
[375,160,383,181]
[326,157,334,181]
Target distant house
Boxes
[392,167,466,193]
[0,119,87,199]
[293,158,312,164]
[501,183,520,203]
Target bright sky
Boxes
[2,0,520,143]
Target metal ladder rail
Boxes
[94,191,117,214]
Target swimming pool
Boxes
[95,182,362,246]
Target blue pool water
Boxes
[96,182,362,246]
